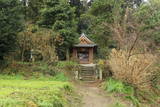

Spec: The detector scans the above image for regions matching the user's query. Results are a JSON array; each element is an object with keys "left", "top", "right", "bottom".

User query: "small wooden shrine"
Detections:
[{"left": 72, "top": 33, "right": 97, "bottom": 64}]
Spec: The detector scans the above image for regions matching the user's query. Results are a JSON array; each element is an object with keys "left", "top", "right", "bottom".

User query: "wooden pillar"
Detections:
[
  {"left": 72, "top": 48, "right": 77, "bottom": 59},
  {"left": 89, "top": 48, "right": 93, "bottom": 63}
]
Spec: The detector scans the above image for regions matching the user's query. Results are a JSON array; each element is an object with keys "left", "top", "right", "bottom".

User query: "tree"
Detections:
[
  {"left": 25, "top": 0, "right": 45, "bottom": 22},
  {"left": 125, "top": 0, "right": 142, "bottom": 7},
  {"left": 0, "top": 0, "right": 24, "bottom": 61},
  {"left": 39, "top": 0, "right": 78, "bottom": 60},
  {"left": 69, "top": 0, "right": 83, "bottom": 17},
  {"left": 135, "top": 0, "right": 160, "bottom": 51},
  {"left": 79, "top": 0, "right": 124, "bottom": 58},
  {"left": 18, "top": 23, "right": 57, "bottom": 62},
  {"left": 78, "top": 0, "right": 144, "bottom": 58}
]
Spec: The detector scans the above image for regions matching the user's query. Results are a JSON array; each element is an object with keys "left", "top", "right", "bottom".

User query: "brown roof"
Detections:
[
  {"left": 74, "top": 33, "right": 97, "bottom": 47},
  {"left": 74, "top": 44, "right": 97, "bottom": 47}
]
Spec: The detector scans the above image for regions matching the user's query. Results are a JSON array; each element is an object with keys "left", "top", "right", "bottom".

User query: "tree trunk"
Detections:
[
  {"left": 21, "top": 49, "right": 24, "bottom": 62},
  {"left": 66, "top": 49, "right": 70, "bottom": 61}
]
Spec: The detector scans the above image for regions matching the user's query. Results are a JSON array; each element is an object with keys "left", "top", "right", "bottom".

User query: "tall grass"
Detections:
[
  {"left": 111, "top": 102, "right": 126, "bottom": 107},
  {"left": 104, "top": 78, "right": 134, "bottom": 95},
  {"left": 104, "top": 78, "right": 140, "bottom": 106}
]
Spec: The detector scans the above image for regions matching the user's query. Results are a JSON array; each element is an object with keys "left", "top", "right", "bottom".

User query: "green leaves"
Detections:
[
  {"left": 104, "top": 78, "right": 140, "bottom": 106},
  {"left": 0, "top": 0, "right": 24, "bottom": 60},
  {"left": 105, "top": 78, "right": 126, "bottom": 93},
  {"left": 39, "top": 0, "right": 78, "bottom": 59},
  {"left": 104, "top": 78, "right": 135, "bottom": 95},
  {"left": 135, "top": 0, "right": 160, "bottom": 47}
]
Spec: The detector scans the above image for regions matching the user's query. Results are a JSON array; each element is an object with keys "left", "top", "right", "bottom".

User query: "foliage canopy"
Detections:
[
  {"left": 0, "top": 0, "right": 23, "bottom": 61},
  {"left": 39, "top": 0, "right": 78, "bottom": 59}
]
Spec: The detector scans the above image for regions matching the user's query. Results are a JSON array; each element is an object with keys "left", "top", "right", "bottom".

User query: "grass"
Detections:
[
  {"left": 104, "top": 78, "right": 160, "bottom": 107},
  {"left": 0, "top": 72, "right": 68, "bottom": 81},
  {"left": 104, "top": 78, "right": 134, "bottom": 95},
  {"left": 0, "top": 61, "right": 81, "bottom": 107},
  {"left": 0, "top": 74, "right": 73, "bottom": 107},
  {"left": 104, "top": 78, "right": 140, "bottom": 107},
  {"left": 52, "top": 73, "right": 69, "bottom": 81},
  {"left": 111, "top": 102, "right": 126, "bottom": 107}
]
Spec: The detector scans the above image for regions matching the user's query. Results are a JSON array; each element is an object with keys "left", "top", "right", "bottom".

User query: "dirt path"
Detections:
[{"left": 75, "top": 82, "right": 114, "bottom": 107}]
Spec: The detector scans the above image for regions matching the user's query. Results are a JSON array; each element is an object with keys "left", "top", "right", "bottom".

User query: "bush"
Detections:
[
  {"left": 104, "top": 78, "right": 134, "bottom": 95},
  {"left": 104, "top": 78, "right": 139, "bottom": 106},
  {"left": 97, "top": 59, "right": 112, "bottom": 78},
  {"left": 56, "top": 61, "right": 79, "bottom": 71},
  {"left": 53, "top": 73, "right": 69, "bottom": 82},
  {"left": 108, "top": 49, "right": 157, "bottom": 89},
  {"left": 2, "top": 61, "right": 57, "bottom": 77},
  {"left": 111, "top": 102, "right": 126, "bottom": 107},
  {"left": 0, "top": 60, "right": 71, "bottom": 83},
  {"left": 56, "top": 61, "right": 78, "bottom": 67}
]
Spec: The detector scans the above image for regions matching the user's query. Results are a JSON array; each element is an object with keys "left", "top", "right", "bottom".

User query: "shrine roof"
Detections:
[
  {"left": 74, "top": 33, "right": 97, "bottom": 47},
  {"left": 74, "top": 44, "right": 97, "bottom": 47}
]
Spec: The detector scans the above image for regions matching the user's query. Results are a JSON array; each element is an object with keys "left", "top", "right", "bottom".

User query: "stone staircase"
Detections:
[{"left": 79, "top": 64, "right": 97, "bottom": 82}]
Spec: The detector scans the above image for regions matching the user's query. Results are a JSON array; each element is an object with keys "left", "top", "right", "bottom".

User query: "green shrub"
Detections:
[
  {"left": 111, "top": 102, "right": 126, "bottom": 107},
  {"left": 104, "top": 78, "right": 140, "bottom": 106},
  {"left": 104, "top": 78, "right": 134, "bottom": 95},
  {"left": 53, "top": 73, "right": 69, "bottom": 82},
  {"left": 56, "top": 61, "right": 78, "bottom": 70},
  {"left": 2, "top": 61, "right": 57, "bottom": 77},
  {"left": 125, "top": 96, "right": 139, "bottom": 106}
]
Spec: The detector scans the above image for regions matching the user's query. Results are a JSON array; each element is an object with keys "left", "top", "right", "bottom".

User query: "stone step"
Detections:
[
  {"left": 81, "top": 75, "right": 95, "bottom": 78},
  {"left": 83, "top": 80, "right": 97, "bottom": 83},
  {"left": 81, "top": 71, "right": 94, "bottom": 74},
  {"left": 81, "top": 75, "right": 96, "bottom": 80},
  {"left": 81, "top": 69, "right": 94, "bottom": 72},
  {"left": 81, "top": 74, "right": 94, "bottom": 77},
  {"left": 81, "top": 77, "right": 95, "bottom": 81},
  {"left": 80, "top": 72, "right": 94, "bottom": 75},
  {"left": 81, "top": 70, "right": 94, "bottom": 72},
  {"left": 81, "top": 67, "right": 94, "bottom": 70},
  {"left": 81, "top": 66, "right": 95, "bottom": 68},
  {"left": 80, "top": 70, "right": 94, "bottom": 72},
  {"left": 80, "top": 66, "right": 95, "bottom": 68},
  {"left": 79, "top": 65, "right": 96, "bottom": 81},
  {"left": 80, "top": 73, "right": 94, "bottom": 76},
  {"left": 81, "top": 78, "right": 95, "bottom": 81},
  {"left": 81, "top": 68, "right": 94, "bottom": 70}
]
